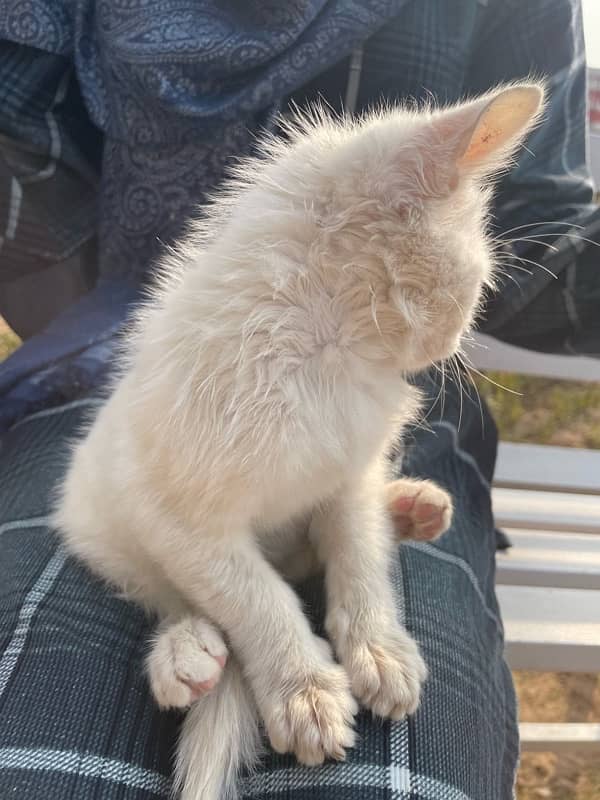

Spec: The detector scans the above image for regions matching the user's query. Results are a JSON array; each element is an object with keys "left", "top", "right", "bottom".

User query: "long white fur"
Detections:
[{"left": 54, "top": 83, "right": 544, "bottom": 799}]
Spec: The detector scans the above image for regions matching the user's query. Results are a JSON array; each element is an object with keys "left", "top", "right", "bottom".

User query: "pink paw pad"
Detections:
[
  {"left": 182, "top": 670, "right": 221, "bottom": 700},
  {"left": 181, "top": 650, "right": 228, "bottom": 698},
  {"left": 413, "top": 502, "right": 444, "bottom": 523},
  {"left": 387, "top": 481, "right": 452, "bottom": 542},
  {"left": 391, "top": 496, "right": 415, "bottom": 514}
]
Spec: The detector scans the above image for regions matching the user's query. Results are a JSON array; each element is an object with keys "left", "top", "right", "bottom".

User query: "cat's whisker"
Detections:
[
  {"left": 491, "top": 267, "right": 524, "bottom": 291},
  {"left": 494, "top": 259, "right": 533, "bottom": 276},
  {"left": 458, "top": 354, "right": 523, "bottom": 396},
  {"left": 450, "top": 355, "right": 464, "bottom": 433},
  {"left": 452, "top": 352, "right": 476, "bottom": 432},
  {"left": 494, "top": 251, "right": 549, "bottom": 274},
  {"left": 440, "top": 359, "right": 447, "bottom": 421},
  {"left": 421, "top": 368, "right": 447, "bottom": 425},
  {"left": 505, "top": 236, "right": 559, "bottom": 253},
  {"left": 412, "top": 393, "right": 438, "bottom": 434},
  {"left": 495, "top": 220, "right": 584, "bottom": 239},
  {"left": 368, "top": 284, "right": 396, "bottom": 358},
  {"left": 493, "top": 230, "right": 599, "bottom": 261},
  {"left": 493, "top": 235, "right": 559, "bottom": 251},
  {"left": 429, "top": 361, "right": 445, "bottom": 378},
  {"left": 446, "top": 291, "right": 467, "bottom": 325},
  {"left": 415, "top": 349, "right": 448, "bottom": 425},
  {"left": 459, "top": 331, "right": 485, "bottom": 349},
  {"left": 454, "top": 351, "right": 485, "bottom": 432},
  {"left": 504, "top": 254, "right": 558, "bottom": 280},
  {"left": 510, "top": 231, "right": 600, "bottom": 250}
]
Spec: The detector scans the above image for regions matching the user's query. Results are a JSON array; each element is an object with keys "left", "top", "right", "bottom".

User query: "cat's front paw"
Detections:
[
  {"left": 331, "top": 615, "right": 427, "bottom": 720},
  {"left": 147, "top": 616, "right": 228, "bottom": 709},
  {"left": 387, "top": 478, "right": 452, "bottom": 541},
  {"left": 264, "top": 662, "right": 357, "bottom": 765}
]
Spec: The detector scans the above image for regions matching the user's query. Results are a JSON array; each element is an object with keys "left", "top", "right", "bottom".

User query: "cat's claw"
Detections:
[
  {"left": 387, "top": 479, "right": 452, "bottom": 541},
  {"left": 264, "top": 663, "right": 357, "bottom": 765},
  {"left": 349, "top": 629, "right": 427, "bottom": 719},
  {"left": 328, "top": 611, "right": 427, "bottom": 720},
  {"left": 147, "top": 616, "right": 228, "bottom": 709}
]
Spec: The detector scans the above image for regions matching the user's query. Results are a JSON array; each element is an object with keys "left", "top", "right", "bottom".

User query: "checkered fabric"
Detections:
[{"left": 0, "top": 376, "right": 518, "bottom": 799}]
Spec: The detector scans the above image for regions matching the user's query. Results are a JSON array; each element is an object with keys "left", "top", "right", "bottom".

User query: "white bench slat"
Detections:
[
  {"left": 497, "top": 529, "right": 600, "bottom": 590},
  {"left": 493, "top": 487, "right": 600, "bottom": 534},
  {"left": 495, "top": 442, "right": 600, "bottom": 494},
  {"left": 469, "top": 333, "right": 600, "bottom": 382},
  {"left": 497, "top": 584, "right": 600, "bottom": 672},
  {"left": 520, "top": 723, "right": 600, "bottom": 752}
]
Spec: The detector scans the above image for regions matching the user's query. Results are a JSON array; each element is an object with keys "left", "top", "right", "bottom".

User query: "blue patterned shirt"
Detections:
[{"left": 0, "top": 0, "right": 598, "bottom": 429}]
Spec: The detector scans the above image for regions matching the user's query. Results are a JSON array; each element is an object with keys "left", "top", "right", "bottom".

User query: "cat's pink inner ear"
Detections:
[
  {"left": 418, "top": 85, "right": 542, "bottom": 195},
  {"left": 456, "top": 85, "right": 545, "bottom": 171}
]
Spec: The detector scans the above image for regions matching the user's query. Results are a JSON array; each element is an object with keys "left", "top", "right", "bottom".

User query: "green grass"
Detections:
[
  {"left": 0, "top": 325, "right": 20, "bottom": 361},
  {"left": 474, "top": 371, "right": 600, "bottom": 450}
]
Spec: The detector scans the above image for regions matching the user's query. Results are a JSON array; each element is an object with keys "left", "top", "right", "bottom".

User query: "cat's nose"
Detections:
[{"left": 424, "top": 330, "right": 462, "bottom": 365}]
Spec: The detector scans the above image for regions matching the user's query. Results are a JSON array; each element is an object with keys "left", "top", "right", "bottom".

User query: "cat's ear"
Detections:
[
  {"left": 433, "top": 83, "right": 545, "bottom": 180},
  {"left": 457, "top": 84, "right": 545, "bottom": 171}
]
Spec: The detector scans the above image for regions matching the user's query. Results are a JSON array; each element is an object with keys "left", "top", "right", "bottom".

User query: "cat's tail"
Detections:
[{"left": 174, "top": 658, "right": 262, "bottom": 800}]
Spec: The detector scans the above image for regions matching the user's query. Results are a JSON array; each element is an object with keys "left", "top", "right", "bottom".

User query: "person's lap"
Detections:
[{"left": 0, "top": 377, "right": 518, "bottom": 799}]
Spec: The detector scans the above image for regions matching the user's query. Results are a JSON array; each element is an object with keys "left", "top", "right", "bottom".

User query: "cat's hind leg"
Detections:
[
  {"left": 136, "top": 581, "right": 259, "bottom": 800},
  {"left": 386, "top": 477, "right": 452, "bottom": 541}
]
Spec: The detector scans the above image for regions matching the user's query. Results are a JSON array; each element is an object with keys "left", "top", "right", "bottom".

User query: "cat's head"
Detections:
[{"left": 278, "top": 83, "right": 544, "bottom": 371}]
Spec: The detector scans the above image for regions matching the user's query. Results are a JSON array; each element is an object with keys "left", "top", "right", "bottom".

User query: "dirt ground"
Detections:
[
  {"left": 1, "top": 321, "right": 599, "bottom": 798},
  {"left": 515, "top": 672, "right": 600, "bottom": 799}
]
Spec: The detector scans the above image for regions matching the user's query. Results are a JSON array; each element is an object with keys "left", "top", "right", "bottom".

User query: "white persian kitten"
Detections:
[{"left": 55, "top": 83, "right": 543, "bottom": 799}]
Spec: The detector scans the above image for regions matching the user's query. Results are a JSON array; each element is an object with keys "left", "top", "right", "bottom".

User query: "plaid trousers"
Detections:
[{"left": 0, "top": 376, "right": 518, "bottom": 799}]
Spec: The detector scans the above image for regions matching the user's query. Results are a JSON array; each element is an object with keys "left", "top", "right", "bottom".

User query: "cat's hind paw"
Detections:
[{"left": 147, "top": 616, "right": 228, "bottom": 709}]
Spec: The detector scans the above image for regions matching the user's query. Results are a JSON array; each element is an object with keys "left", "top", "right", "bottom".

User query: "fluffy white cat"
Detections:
[{"left": 55, "top": 82, "right": 543, "bottom": 799}]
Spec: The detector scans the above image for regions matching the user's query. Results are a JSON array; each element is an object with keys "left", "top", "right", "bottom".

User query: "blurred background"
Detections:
[{"left": 475, "top": 3, "right": 600, "bottom": 798}]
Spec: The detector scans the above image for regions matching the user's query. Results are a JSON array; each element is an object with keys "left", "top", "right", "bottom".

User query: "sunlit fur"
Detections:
[{"left": 55, "top": 83, "right": 544, "bottom": 800}]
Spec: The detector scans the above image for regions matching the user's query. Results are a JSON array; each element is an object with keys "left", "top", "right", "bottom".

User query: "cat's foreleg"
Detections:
[
  {"left": 310, "top": 457, "right": 428, "bottom": 719},
  {"left": 163, "top": 530, "right": 357, "bottom": 765}
]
